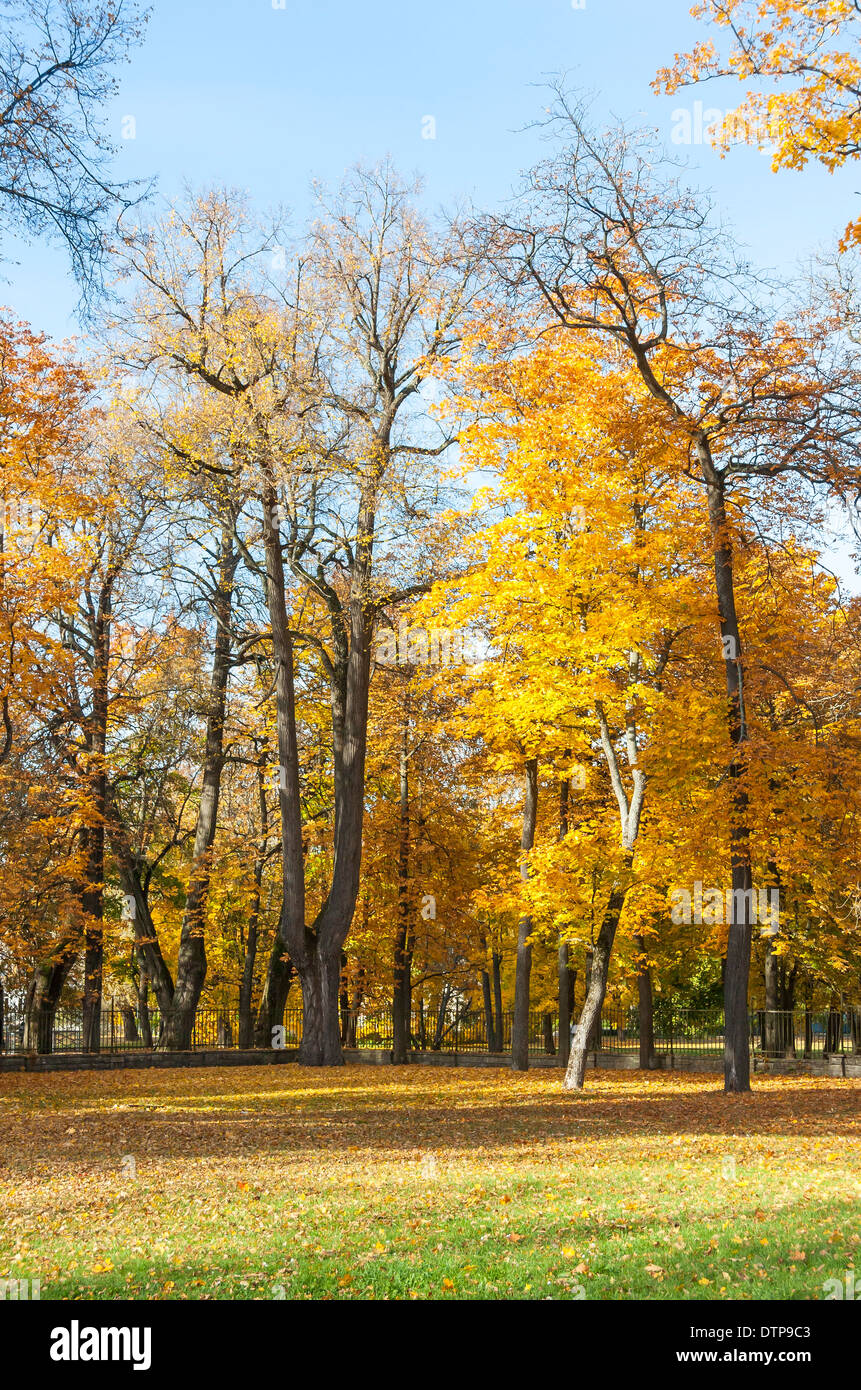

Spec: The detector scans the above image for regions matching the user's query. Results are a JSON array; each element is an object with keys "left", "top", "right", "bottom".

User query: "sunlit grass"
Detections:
[{"left": 0, "top": 1066, "right": 857, "bottom": 1300}]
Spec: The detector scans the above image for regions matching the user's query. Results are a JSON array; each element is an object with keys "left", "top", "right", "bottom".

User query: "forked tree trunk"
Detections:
[
  {"left": 260, "top": 478, "right": 374, "bottom": 1068},
  {"left": 159, "top": 528, "right": 237, "bottom": 1050},
  {"left": 108, "top": 811, "right": 175, "bottom": 1017},
  {"left": 511, "top": 758, "right": 539, "bottom": 1071}
]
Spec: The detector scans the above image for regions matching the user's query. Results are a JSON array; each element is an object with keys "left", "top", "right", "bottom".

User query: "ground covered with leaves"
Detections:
[{"left": 0, "top": 1066, "right": 857, "bottom": 1300}]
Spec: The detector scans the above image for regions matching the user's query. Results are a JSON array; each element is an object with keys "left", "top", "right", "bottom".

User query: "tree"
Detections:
[
  {"left": 657, "top": 1, "right": 861, "bottom": 246},
  {"left": 482, "top": 88, "right": 859, "bottom": 1090},
  {"left": 0, "top": 0, "right": 150, "bottom": 295}
]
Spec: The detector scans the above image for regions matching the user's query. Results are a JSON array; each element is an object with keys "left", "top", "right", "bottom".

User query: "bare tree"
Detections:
[{"left": 0, "top": 0, "right": 150, "bottom": 297}]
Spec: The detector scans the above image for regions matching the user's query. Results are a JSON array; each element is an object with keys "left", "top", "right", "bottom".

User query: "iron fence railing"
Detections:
[{"left": 1, "top": 998, "right": 860, "bottom": 1060}]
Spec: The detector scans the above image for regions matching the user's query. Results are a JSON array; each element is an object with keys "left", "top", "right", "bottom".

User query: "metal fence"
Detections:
[{"left": 1, "top": 999, "right": 860, "bottom": 1059}]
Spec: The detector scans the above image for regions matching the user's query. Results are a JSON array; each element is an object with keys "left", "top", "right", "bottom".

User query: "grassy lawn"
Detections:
[{"left": 0, "top": 1066, "right": 858, "bottom": 1301}]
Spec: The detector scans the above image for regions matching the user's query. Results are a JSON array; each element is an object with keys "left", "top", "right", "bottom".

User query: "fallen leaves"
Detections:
[{"left": 0, "top": 1066, "right": 857, "bottom": 1301}]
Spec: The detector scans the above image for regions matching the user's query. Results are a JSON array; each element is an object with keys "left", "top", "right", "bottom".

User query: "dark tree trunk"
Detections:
[
  {"left": 81, "top": 581, "right": 110, "bottom": 1054},
  {"left": 22, "top": 933, "right": 78, "bottom": 1053},
  {"left": 136, "top": 958, "right": 153, "bottom": 1049},
  {"left": 107, "top": 808, "right": 175, "bottom": 1017},
  {"left": 339, "top": 952, "right": 350, "bottom": 1046},
  {"left": 558, "top": 946, "right": 576, "bottom": 1068},
  {"left": 432, "top": 985, "right": 451, "bottom": 1051},
  {"left": 825, "top": 996, "right": 842, "bottom": 1055},
  {"left": 803, "top": 1005, "right": 813, "bottom": 1059},
  {"left": 511, "top": 758, "right": 539, "bottom": 1071},
  {"left": 80, "top": 822, "right": 105, "bottom": 1054},
  {"left": 557, "top": 780, "right": 574, "bottom": 1068},
  {"left": 492, "top": 950, "right": 504, "bottom": 1051},
  {"left": 481, "top": 968, "right": 495, "bottom": 1051},
  {"left": 764, "top": 938, "right": 781, "bottom": 1058},
  {"left": 635, "top": 933, "right": 657, "bottom": 1070},
  {"left": 346, "top": 966, "right": 364, "bottom": 1049},
  {"left": 697, "top": 450, "right": 753, "bottom": 1093},
  {"left": 238, "top": 915, "right": 260, "bottom": 1049},
  {"left": 296, "top": 948, "right": 345, "bottom": 1065},
  {"left": 393, "top": 714, "right": 412, "bottom": 1064},
  {"left": 239, "top": 752, "right": 268, "bottom": 1049},
  {"left": 120, "top": 1005, "right": 138, "bottom": 1043},
  {"left": 160, "top": 528, "right": 237, "bottom": 1049},
  {"left": 261, "top": 476, "right": 374, "bottom": 1067},
  {"left": 254, "top": 930, "right": 295, "bottom": 1046},
  {"left": 542, "top": 1012, "right": 556, "bottom": 1055}
]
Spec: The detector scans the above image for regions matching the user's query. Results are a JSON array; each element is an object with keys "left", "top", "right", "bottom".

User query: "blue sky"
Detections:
[{"left": 4, "top": 0, "right": 860, "bottom": 341}]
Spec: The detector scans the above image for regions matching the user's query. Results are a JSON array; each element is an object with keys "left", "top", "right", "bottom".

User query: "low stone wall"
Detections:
[{"left": 1, "top": 1047, "right": 858, "bottom": 1076}]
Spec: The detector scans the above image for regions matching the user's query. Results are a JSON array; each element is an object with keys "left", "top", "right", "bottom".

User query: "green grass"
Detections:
[{"left": 0, "top": 1066, "right": 857, "bottom": 1300}]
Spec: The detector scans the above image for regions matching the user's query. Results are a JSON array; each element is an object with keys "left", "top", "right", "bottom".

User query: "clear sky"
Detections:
[{"left": 4, "top": 0, "right": 860, "bottom": 340}]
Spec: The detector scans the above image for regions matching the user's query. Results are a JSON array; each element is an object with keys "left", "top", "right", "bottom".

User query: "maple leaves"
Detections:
[
  {"left": 657, "top": 1, "right": 861, "bottom": 244},
  {"left": 0, "top": 1065, "right": 857, "bottom": 1300}
]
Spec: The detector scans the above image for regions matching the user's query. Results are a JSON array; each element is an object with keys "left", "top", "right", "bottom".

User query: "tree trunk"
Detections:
[
  {"left": 81, "top": 580, "right": 110, "bottom": 1054},
  {"left": 107, "top": 807, "right": 175, "bottom": 1016},
  {"left": 542, "top": 1012, "right": 556, "bottom": 1055},
  {"left": 584, "top": 948, "right": 600, "bottom": 1051},
  {"left": 136, "top": 957, "right": 153, "bottom": 1049},
  {"left": 432, "top": 985, "right": 451, "bottom": 1051},
  {"left": 296, "top": 948, "right": 345, "bottom": 1066},
  {"left": 558, "top": 946, "right": 576, "bottom": 1068},
  {"left": 511, "top": 758, "right": 539, "bottom": 1071},
  {"left": 160, "top": 528, "right": 237, "bottom": 1050},
  {"left": 557, "top": 779, "right": 574, "bottom": 1068},
  {"left": 120, "top": 1005, "right": 138, "bottom": 1043},
  {"left": 260, "top": 474, "right": 374, "bottom": 1067},
  {"left": 393, "top": 713, "right": 411, "bottom": 1064},
  {"left": 564, "top": 887, "right": 627, "bottom": 1091},
  {"left": 825, "top": 996, "right": 842, "bottom": 1055},
  {"left": 697, "top": 448, "right": 753, "bottom": 1093},
  {"left": 22, "top": 934, "right": 78, "bottom": 1053},
  {"left": 339, "top": 952, "right": 350, "bottom": 1046},
  {"left": 492, "top": 950, "right": 504, "bottom": 1051},
  {"left": 80, "top": 822, "right": 105, "bottom": 1054},
  {"left": 239, "top": 751, "right": 269, "bottom": 1048},
  {"left": 764, "top": 937, "right": 781, "bottom": 1058},
  {"left": 481, "top": 968, "right": 495, "bottom": 1051},
  {"left": 635, "top": 933, "right": 657, "bottom": 1070},
  {"left": 254, "top": 930, "right": 295, "bottom": 1046}
]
